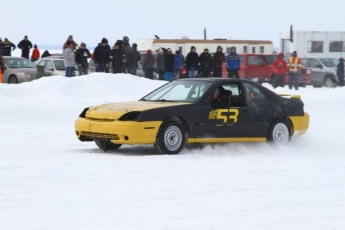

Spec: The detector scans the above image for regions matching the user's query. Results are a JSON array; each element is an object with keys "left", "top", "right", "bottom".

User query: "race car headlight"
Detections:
[
  {"left": 118, "top": 111, "right": 142, "bottom": 121},
  {"left": 79, "top": 108, "right": 89, "bottom": 118}
]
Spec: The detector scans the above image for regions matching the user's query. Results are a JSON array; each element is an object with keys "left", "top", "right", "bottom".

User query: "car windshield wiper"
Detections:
[{"left": 151, "top": 99, "right": 176, "bottom": 102}]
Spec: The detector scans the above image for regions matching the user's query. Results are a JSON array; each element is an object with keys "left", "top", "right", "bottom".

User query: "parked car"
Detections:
[
  {"left": 75, "top": 78, "right": 309, "bottom": 154},
  {"left": 1, "top": 57, "right": 38, "bottom": 84},
  {"left": 35, "top": 56, "right": 79, "bottom": 77},
  {"left": 301, "top": 57, "right": 338, "bottom": 87},
  {"left": 35, "top": 56, "right": 66, "bottom": 76},
  {"left": 229, "top": 54, "right": 311, "bottom": 87}
]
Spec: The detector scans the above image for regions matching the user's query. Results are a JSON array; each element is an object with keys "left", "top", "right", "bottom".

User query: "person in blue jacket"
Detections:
[
  {"left": 226, "top": 46, "right": 241, "bottom": 78},
  {"left": 173, "top": 50, "right": 183, "bottom": 79}
]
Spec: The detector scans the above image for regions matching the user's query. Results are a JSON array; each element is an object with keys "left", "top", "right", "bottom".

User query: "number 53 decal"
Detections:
[{"left": 209, "top": 109, "right": 239, "bottom": 123}]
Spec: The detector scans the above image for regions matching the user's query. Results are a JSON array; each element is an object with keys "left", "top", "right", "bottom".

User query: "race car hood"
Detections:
[{"left": 85, "top": 101, "right": 190, "bottom": 120}]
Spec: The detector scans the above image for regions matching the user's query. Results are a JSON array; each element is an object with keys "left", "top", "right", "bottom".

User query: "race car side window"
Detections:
[
  {"left": 243, "top": 83, "right": 267, "bottom": 100},
  {"left": 208, "top": 83, "right": 246, "bottom": 107}
]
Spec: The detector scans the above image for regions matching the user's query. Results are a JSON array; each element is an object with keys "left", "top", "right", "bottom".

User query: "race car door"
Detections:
[
  {"left": 238, "top": 82, "right": 275, "bottom": 137},
  {"left": 196, "top": 82, "right": 267, "bottom": 139},
  {"left": 219, "top": 83, "right": 269, "bottom": 138}
]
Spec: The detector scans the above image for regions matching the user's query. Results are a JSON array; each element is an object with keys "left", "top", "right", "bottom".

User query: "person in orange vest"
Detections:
[
  {"left": 272, "top": 52, "right": 288, "bottom": 88},
  {"left": 287, "top": 51, "right": 302, "bottom": 90},
  {"left": 31, "top": 44, "right": 40, "bottom": 62},
  {"left": 0, "top": 50, "right": 5, "bottom": 83}
]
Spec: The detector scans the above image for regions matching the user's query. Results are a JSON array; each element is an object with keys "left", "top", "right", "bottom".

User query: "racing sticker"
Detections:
[{"left": 208, "top": 109, "right": 239, "bottom": 123}]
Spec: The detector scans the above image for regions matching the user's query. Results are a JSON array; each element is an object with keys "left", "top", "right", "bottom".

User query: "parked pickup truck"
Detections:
[{"left": 225, "top": 54, "right": 311, "bottom": 87}]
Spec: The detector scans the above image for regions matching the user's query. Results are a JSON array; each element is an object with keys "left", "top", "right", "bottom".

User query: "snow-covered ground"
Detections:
[{"left": 1, "top": 73, "right": 345, "bottom": 230}]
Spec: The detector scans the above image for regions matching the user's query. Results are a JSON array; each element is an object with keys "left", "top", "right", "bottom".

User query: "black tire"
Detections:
[
  {"left": 94, "top": 139, "right": 122, "bottom": 152},
  {"left": 8, "top": 75, "right": 19, "bottom": 84},
  {"left": 324, "top": 76, "right": 333, "bottom": 88},
  {"left": 267, "top": 119, "right": 291, "bottom": 144},
  {"left": 154, "top": 120, "right": 185, "bottom": 154}
]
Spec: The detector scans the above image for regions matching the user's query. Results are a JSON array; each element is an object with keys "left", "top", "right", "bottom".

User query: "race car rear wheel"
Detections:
[
  {"left": 155, "top": 120, "right": 185, "bottom": 154},
  {"left": 267, "top": 119, "right": 291, "bottom": 144},
  {"left": 94, "top": 139, "right": 122, "bottom": 152}
]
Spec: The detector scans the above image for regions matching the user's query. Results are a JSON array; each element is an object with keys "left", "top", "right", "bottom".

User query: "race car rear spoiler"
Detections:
[{"left": 278, "top": 94, "right": 301, "bottom": 99}]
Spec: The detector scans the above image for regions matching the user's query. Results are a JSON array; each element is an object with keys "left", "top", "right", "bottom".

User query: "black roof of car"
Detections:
[{"left": 177, "top": 77, "right": 255, "bottom": 83}]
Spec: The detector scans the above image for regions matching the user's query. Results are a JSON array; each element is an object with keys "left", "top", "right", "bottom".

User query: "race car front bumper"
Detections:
[{"left": 75, "top": 118, "right": 162, "bottom": 144}]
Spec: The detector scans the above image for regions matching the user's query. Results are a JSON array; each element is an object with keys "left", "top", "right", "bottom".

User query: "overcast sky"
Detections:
[{"left": 3, "top": 0, "right": 345, "bottom": 49}]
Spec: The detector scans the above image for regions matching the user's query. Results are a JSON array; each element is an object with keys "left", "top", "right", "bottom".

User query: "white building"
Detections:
[
  {"left": 280, "top": 31, "right": 345, "bottom": 58},
  {"left": 136, "top": 39, "right": 274, "bottom": 57}
]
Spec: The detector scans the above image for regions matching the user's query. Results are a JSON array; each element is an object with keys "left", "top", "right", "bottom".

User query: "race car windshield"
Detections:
[{"left": 141, "top": 80, "right": 212, "bottom": 103}]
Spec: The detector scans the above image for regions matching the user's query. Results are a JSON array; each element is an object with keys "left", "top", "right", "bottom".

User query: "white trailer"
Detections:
[
  {"left": 280, "top": 30, "right": 345, "bottom": 58},
  {"left": 136, "top": 39, "right": 274, "bottom": 57}
]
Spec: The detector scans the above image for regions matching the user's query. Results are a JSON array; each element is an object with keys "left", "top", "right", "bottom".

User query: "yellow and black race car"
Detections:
[{"left": 75, "top": 78, "right": 309, "bottom": 154}]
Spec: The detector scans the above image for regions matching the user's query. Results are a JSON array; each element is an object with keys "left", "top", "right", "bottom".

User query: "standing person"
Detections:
[
  {"left": 142, "top": 49, "right": 155, "bottom": 79},
  {"left": 122, "top": 36, "right": 131, "bottom": 73},
  {"left": 75, "top": 42, "right": 91, "bottom": 75},
  {"left": 122, "top": 36, "right": 131, "bottom": 54},
  {"left": 63, "top": 41, "right": 75, "bottom": 77},
  {"left": 336, "top": 58, "right": 344, "bottom": 87},
  {"left": 272, "top": 52, "right": 288, "bottom": 88},
  {"left": 17, "top": 35, "right": 33, "bottom": 59},
  {"left": 0, "top": 51, "right": 5, "bottom": 83},
  {"left": 164, "top": 48, "right": 174, "bottom": 82},
  {"left": 110, "top": 40, "right": 125, "bottom": 74},
  {"left": 173, "top": 50, "right": 183, "bottom": 79},
  {"left": 63, "top": 35, "right": 78, "bottom": 51},
  {"left": 287, "top": 51, "right": 302, "bottom": 90},
  {"left": 226, "top": 46, "right": 241, "bottom": 78},
  {"left": 41, "top": 50, "right": 51, "bottom": 58},
  {"left": 127, "top": 43, "right": 140, "bottom": 75},
  {"left": 3, "top": 38, "right": 16, "bottom": 56},
  {"left": 212, "top": 46, "right": 225, "bottom": 77},
  {"left": 156, "top": 48, "right": 165, "bottom": 80},
  {"left": 198, "top": 48, "right": 213, "bottom": 77},
  {"left": 31, "top": 44, "right": 40, "bottom": 62},
  {"left": 0, "top": 38, "right": 5, "bottom": 55},
  {"left": 186, "top": 46, "right": 199, "bottom": 78},
  {"left": 93, "top": 38, "right": 111, "bottom": 73}
]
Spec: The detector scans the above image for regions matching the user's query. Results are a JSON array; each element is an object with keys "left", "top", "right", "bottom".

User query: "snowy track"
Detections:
[{"left": 1, "top": 74, "right": 345, "bottom": 230}]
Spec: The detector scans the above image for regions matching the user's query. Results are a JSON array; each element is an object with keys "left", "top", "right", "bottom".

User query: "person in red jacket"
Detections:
[
  {"left": 272, "top": 52, "right": 288, "bottom": 88},
  {"left": 31, "top": 44, "right": 40, "bottom": 62}
]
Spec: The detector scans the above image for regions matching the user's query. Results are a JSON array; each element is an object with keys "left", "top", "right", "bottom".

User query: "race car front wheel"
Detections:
[
  {"left": 155, "top": 120, "right": 185, "bottom": 154},
  {"left": 94, "top": 139, "right": 122, "bottom": 152},
  {"left": 267, "top": 119, "right": 291, "bottom": 144}
]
